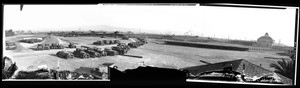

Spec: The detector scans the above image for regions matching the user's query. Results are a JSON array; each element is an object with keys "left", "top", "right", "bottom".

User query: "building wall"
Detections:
[{"left": 257, "top": 38, "right": 274, "bottom": 47}]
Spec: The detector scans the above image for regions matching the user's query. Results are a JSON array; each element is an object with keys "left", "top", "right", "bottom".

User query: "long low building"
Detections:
[
  {"left": 49, "top": 31, "right": 126, "bottom": 37},
  {"left": 164, "top": 40, "right": 249, "bottom": 51}
]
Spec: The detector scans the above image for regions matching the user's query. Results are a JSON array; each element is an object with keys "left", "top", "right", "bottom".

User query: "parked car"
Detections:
[
  {"left": 104, "top": 48, "right": 119, "bottom": 56},
  {"left": 6, "top": 41, "right": 17, "bottom": 50},
  {"left": 93, "top": 47, "right": 107, "bottom": 57},
  {"left": 68, "top": 43, "right": 76, "bottom": 48},
  {"left": 84, "top": 49, "right": 101, "bottom": 58},
  {"left": 73, "top": 48, "right": 90, "bottom": 58},
  {"left": 56, "top": 51, "right": 74, "bottom": 59}
]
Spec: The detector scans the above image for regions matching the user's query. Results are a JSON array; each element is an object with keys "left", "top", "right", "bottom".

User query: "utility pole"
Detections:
[
  {"left": 228, "top": 35, "right": 230, "bottom": 42},
  {"left": 56, "top": 58, "right": 60, "bottom": 80}
]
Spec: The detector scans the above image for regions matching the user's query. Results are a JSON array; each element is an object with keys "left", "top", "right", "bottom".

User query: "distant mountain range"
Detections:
[
  {"left": 60, "top": 25, "right": 150, "bottom": 34},
  {"left": 83, "top": 25, "right": 138, "bottom": 32}
]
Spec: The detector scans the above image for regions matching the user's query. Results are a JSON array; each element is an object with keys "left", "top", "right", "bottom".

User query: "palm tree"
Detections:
[
  {"left": 2, "top": 56, "right": 18, "bottom": 79},
  {"left": 269, "top": 58, "right": 295, "bottom": 80}
]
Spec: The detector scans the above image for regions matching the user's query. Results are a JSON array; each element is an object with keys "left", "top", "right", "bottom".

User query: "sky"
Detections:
[{"left": 3, "top": 4, "right": 297, "bottom": 46}]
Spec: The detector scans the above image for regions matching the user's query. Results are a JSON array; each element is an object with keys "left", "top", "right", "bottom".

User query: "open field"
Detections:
[{"left": 4, "top": 35, "right": 291, "bottom": 75}]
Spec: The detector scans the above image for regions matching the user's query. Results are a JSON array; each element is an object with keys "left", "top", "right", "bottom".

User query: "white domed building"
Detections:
[{"left": 257, "top": 33, "right": 274, "bottom": 47}]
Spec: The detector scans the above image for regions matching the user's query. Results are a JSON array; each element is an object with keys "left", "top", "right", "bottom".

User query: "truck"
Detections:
[
  {"left": 90, "top": 63, "right": 117, "bottom": 79},
  {"left": 20, "top": 38, "right": 43, "bottom": 43},
  {"left": 50, "top": 43, "right": 64, "bottom": 49},
  {"left": 44, "top": 44, "right": 51, "bottom": 50},
  {"left": 84, "top": 49, "right": 101, "bottom": 58},
  {"left": 121, "top": 36, "right": 129, "bottom": 40},
  {"left": 68, "top": 43, "right": 76, "bottom": 48},
  {"left": 93, "top": 41, "right": 104, "bottom": 45},
  {"left": 6, "top": 41, "right": 17, "bottom": 50},
  {"left": 104, "top": 48, "right": 119, "bottom": 56},
  {"left": 117, "top": 43, "right": 130, "bottom": 50},
  {"left": 73, "top": 48, "right": 90, "bottom": 58},
  {"left": 137, "top": 38, "right": 148, "bottom": 44},
  {"left": 102, "top": 40, "right": 108, "bottom": 45},
  {"left": 36, "top": 44, "right": 44, "bottom": 50},
  {"left": 113, "top": 40, "right": 120, "bottom": 44},
  {"left": 128, "top": 42, "right": 138, "bottom": 48},
  {"left": 112, "top": 46, "right": 129, "bottom": 55},
  {"left": 92, "top": 47, "right": 107, "bottom": 57},
  {"left": 109, "top": 40, "right": 114, "bottom": 45}
]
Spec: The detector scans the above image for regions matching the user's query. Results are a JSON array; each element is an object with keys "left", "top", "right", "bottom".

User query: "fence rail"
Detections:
[{"left": 248, "top": 47, "right": 294, "bottom": 54}]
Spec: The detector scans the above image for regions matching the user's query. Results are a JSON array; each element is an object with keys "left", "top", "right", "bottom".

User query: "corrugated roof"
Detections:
[
  {"left": 181, "top": 59, "right": 244, "bottom": 75},
  {"left": 237, "top": 59, "right": 273, "bottom": 77},
  {"left": 180, "top": 59, "right": 293, "bottom": 84}
]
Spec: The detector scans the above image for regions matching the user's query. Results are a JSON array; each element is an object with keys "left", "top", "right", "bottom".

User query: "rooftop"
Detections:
[
  {"left": 180, "top": 59, "right": 293, "bottom": 84},
  {"left": 257, "top": 32, "right": 274, "bottom": 41}
]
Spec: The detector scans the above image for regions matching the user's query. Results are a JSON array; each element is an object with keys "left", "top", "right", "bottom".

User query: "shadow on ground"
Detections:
[
  {"left": 264, "top": 57, "right": 291, "bottom": 60},
  {"left": 29, "top": 47, "right": 38, "bottom": 51},
  {"left": 49, "top": 54, "right": 57, "bottom": 57}
]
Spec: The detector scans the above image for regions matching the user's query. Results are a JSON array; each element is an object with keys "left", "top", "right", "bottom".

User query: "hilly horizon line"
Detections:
[
  {"left": 40, "top": 25, "right": 158, "bottom": 34},
  {"left": 5, "top": 25, "right": 153, "bottom": 33}
]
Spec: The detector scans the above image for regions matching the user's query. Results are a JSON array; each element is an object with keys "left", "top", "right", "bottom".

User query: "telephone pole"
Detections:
[
  {"left": 228, "top": 35, "right": 230, "bottom": 42},
  {"left": 139, "top": 29, "right": 141, "bottom": 34}
]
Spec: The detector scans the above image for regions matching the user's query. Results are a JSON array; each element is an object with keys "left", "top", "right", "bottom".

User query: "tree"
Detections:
[
  {"left": 269, "top": 59, "right": 295, "bottom": 80},
  {"left": 5, "top": 29, "right": 15, "bottom": 37}
]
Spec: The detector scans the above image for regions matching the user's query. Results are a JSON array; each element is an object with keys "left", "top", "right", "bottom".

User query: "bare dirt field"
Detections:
[
  {"left": 4, "top": 35, "right": 290, "bottom": 75},
  {"left": 139, "top": 39, "right": 290, "bottom": 71}
]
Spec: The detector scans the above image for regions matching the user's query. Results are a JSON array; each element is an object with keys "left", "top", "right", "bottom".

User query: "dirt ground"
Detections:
[{"left": 4, "top": 35, "right": 290, "bottom": 75}]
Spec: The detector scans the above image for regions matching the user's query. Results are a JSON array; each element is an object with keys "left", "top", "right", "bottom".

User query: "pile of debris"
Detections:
[{"left": 13, "top": 65, "right": 109, "bottom": 80}]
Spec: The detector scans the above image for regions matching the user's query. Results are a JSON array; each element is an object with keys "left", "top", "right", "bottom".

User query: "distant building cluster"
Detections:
[
  {"left": 5, "top": 29, "right": 15, "bottom": 37},
  {"left": 49, "top": 31, "right": 127, "bottom": 37},
  {"left": 14, "top": 30, "right": 25, "bottom": 34}
]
